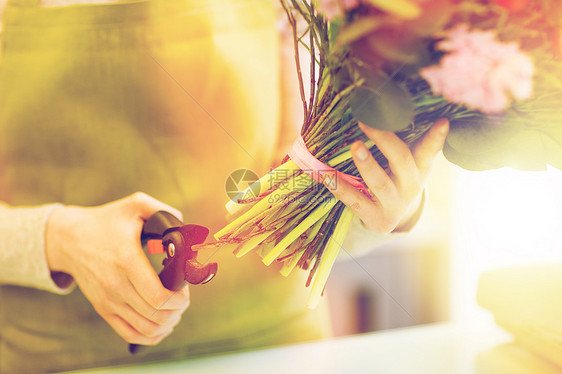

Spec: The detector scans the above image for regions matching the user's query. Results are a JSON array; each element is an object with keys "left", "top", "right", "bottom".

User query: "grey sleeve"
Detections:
[{"left": 0, "top": 203, "right": 76, "bottom": 294}]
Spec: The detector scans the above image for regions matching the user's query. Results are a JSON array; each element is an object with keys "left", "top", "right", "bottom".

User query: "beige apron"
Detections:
[{"left": 0, "top": 0, "right": 331, "bottom": 372}]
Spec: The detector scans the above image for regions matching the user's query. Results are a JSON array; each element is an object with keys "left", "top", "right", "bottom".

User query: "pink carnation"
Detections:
[
  {"left": 420, "top": 24, "right": 535, "bottom": 114},
  {"left": 317, "top": 0, "right": 359, "bottom": 21}
]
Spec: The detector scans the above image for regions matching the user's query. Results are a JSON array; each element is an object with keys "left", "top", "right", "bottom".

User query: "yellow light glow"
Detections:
[
  {"left": 450, "top": 166, "right": 562, "bottom": 324},
  {"left": 456, "top": 166, "right": 562, "bottom": 265}
]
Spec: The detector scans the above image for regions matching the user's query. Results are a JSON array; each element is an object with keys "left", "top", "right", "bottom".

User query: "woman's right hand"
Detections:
[{"left": 45, "top": 192, "right": 190, "bottom": 345}]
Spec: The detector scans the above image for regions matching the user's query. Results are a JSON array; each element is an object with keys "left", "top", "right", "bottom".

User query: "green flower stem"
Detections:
[
  {"left": 313, "top": 120, "right": 357, "bottom": 159},
  {"left": 215, "top": 184, "right": 286, "bottom": 239},
  {"left": 297, "top": 201, "right": 342, "bottom": 270},
  {"left": 267, "top": 198, "right": 309, "bottom": 229},
  {"left": 227, "top": 187, "right": 307, "bottom": 240},
  {"left": 305, "top": 82, "right": 361, "bottom": 143},
  {"left": 262, "top": 197, "right": 338, "bottom": 265},
  {"left": 256, "top": 201, "right": 293, "bottom": 231},
  {"left": 308, "top": 106, "right": 351, "bottom": 154},
  {"left": 225, "top": 160, "right": 300, "bottom": 215},
  {"left": 280, "top": 212, "right": 328, "bottom": 276},
  {"left": 228, "top": 204, "right": 279, "bottom": 239},
  {"left": 217, "top": 172, "right": 316, "bottom": 242},
  {"left": 307, "top": 207, "right": 354, "bottom": 309},
  {"left": 235, "top": 231, "right": 276, "bottom": 258},
  {"left": 270, "top": 209, "right": 313, "bottom": 256},
  {"left": 315, "top": 69, "right": 331, "bottom": 110}
]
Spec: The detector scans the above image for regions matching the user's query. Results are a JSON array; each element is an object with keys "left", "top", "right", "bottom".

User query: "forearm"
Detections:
[{"left": 0, "top": 202, "right": 75, "bottom": 293}]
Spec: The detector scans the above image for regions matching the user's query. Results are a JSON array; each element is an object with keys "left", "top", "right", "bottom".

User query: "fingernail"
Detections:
[
  {"left": 437, "top": 119, "right": 449, "bottom": 135},
  {"left": 354, "top": 143, "right": 369, "bottom": 161}
]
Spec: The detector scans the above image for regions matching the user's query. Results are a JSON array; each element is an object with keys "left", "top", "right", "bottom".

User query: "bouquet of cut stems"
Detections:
[{"left": 201, "top": 0, "right": 562, "bottom": 308}]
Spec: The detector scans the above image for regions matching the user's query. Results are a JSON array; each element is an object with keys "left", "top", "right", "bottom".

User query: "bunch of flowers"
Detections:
[{"left": 200, "top": 0, "right": 562, "bottom": 307}]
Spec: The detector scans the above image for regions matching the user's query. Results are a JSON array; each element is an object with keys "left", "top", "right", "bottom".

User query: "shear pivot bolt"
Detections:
[{"left": 168, "top": 243, "right": 176, "bottom": 257}]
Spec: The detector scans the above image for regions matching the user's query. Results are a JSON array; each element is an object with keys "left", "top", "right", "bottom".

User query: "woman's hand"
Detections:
[
  {"left": 324, "top": 119, "right": 449, "bottom": 233},
  {"left": 45, "top": 192, "right": 189, "bottom": 345}
]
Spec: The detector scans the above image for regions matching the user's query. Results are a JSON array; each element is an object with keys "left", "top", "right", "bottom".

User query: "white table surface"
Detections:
[{"left": 70, "top": 323, "right": 561, "bottom": 374}]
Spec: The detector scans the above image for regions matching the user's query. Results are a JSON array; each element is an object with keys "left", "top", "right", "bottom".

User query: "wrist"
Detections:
[
  {"left": 45, "top": 205, "right": 75, "bottom": 276},
  {"left": 394, "top": 190, "right": 425, "bottom": 233}
]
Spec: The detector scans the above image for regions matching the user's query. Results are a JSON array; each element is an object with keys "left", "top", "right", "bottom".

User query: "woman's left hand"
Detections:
[{"left": 323, "top": 118, "right": 449, "bottom": 233}]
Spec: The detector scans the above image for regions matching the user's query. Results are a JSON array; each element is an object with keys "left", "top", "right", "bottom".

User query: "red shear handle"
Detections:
[
  {"left": 129, "top": 212, "right": 217, "bottom": 354},
  {"left": 157, "top": 224, "right": 217, "bottom": 290},
  {"left": 140, "top": 211, "right": 217, "bottom": 289}
]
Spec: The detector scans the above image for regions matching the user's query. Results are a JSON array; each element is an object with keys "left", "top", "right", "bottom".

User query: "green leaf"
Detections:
[
  {"left": 328, "top": 17, "right": 344, "bottom": 51},
  {"left": 443, "top": 116, "right": 562, "bottom": 171},
  {"left": 365, "top": 35, "right": 420, "bottom": 64},
  {"left": 351, "top": 74, "right": 414, "bottom": 132},
  {"left": 442, "top": 142, "right": 502, "bottom": 171},
  {"left": 334, "top": 16, "right": 384, "bottom": 51},
  {"left": 445, "top": 118, "right": 510, "bottom": 156}
]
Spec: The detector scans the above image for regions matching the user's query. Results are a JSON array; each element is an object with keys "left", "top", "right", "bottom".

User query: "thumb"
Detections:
[
  {"left": 123, "top": 192, "right": 183, "bottom": 222},
  {"left": 412, "top": 118, "right": 449, "bottom": 178}
]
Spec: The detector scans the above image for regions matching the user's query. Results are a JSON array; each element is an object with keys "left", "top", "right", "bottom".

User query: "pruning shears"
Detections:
[{"left": 129, "top": 210, "right": 218, "bottom": 354}]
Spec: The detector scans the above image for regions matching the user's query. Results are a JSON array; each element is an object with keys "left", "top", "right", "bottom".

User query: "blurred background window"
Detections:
[{"left": 327, "top": 155, "right": 562, "bottom": 336}]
